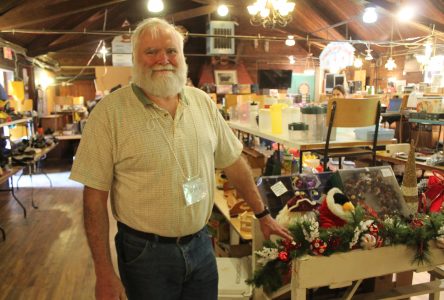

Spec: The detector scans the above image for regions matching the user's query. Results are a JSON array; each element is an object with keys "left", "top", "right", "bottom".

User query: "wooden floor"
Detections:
[
  {"left": 0, "top": 162, "right": 118, "bottom": 300},
  {"left": 0, "top": 162, "right": 441, "bottom": 300}
]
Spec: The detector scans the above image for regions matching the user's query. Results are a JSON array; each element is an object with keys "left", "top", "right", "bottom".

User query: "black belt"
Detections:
[{"left": 117, "top": 222, "right": 201, "bottom": 245}]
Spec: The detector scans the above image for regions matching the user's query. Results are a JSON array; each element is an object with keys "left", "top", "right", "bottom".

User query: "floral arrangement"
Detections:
[{"left": 247, "top": 206, "right": 444, "bottom": 293}]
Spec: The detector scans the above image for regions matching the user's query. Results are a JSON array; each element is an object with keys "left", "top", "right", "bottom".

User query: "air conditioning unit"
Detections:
[{"left": 206, "top": 21, "right": 235, "bottom": 55}]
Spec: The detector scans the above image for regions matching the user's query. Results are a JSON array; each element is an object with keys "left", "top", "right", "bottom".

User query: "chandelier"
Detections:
[{"left": 247, "top": 0, "right": 296, "bottom": 29}]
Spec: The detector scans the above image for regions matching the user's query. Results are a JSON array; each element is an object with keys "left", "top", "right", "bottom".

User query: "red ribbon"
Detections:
[{"left": 426, "top": 170, "right": 444, "bottom": 212}]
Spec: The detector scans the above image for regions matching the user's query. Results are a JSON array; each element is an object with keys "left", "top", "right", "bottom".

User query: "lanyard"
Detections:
[{"left": 150, "top": 102, "right": 200, "bottom": 181}]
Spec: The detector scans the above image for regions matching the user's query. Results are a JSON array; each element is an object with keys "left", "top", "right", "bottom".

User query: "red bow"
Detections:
[{"left": 426, "top": 171, "right": 444, "bottom": 212}]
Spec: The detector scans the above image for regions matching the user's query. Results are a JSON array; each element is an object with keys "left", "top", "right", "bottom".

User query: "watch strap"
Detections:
[{"left": 254, "top": 206, "right": 270, "bottom": 219}]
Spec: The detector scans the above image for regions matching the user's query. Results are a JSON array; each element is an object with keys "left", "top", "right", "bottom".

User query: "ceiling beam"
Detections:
[
  {"left": 29, "top": 35, "right": 112, "bottom": 57},
  {"left": 0, "top": 0, "right": 26, "bottom": 16},
  {"left": 365, "top": 0, "right": 444, "bottom": 35},
  {"left": 25, "top": 10, "right": 106, "bottom": 54},
  {"left": 165, "top": 5, "right": 216, "bottom": 23},
  {"left": 0, "top": 0, "right": 127, "bottom": 30}
]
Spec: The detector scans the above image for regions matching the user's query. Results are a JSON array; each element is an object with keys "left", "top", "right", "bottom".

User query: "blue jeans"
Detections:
[{"left": 115, "top": 226, "right": 218, "bottom": 300}]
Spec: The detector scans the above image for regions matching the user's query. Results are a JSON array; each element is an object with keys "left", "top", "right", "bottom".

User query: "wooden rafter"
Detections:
[
  {"left": 0, "top": 0, "right": 127, "bottom": 30},
  {"left": 165, "top": 5, "right": 216, "bottom": 23},
  {"left": 365, "top": 0, "right": 444, "bottom": 35},
  {"left": 0, "top": 0, "right": 25, "bottom": 16}
]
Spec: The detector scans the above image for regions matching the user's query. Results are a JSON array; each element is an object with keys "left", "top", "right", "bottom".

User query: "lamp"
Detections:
[
  {"left": 365, "top": 44, "right": 373, "bottom": 60},
  {"left": 304, "top": 53, "right": 315, "bottom": 75},
  {"left": 354, "top": 56, "right": 363, "bottom": 68},
  {"left": 147, "top": 0, "right": 164, "bottom": 13},
  {"left": 385, "top": 24, "right": 396, "bottom": 71},
  {"left": 247, "top": 0, "right": 295, "bottom": 29},
  {"left": 217, "top": 4, "right": 229, "bottom": 16},
  {"left": 285, "top": 35, "right": 295, "bottom": 46},
  {"left": 362, "top": 6, "right": 377, "bottom": 24},
  {"left": 288, "top": 55, "right": 296, "bottom": 65}
]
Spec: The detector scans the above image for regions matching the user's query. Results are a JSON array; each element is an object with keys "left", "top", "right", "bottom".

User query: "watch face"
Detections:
[{"left": 299, "top": 83, "right": 310, "bottom": 95}]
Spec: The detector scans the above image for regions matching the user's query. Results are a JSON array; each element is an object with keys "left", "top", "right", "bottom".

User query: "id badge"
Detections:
[{"left": 183, "top": 176, "right": 208, "bottom": 206}]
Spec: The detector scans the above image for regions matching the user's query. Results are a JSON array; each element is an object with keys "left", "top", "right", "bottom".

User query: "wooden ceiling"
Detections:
[{"left": 0, "top": 0, "right": 443, "bottom": 78}]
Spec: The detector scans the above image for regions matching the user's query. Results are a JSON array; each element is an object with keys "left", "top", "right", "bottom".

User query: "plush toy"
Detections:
[
  {"left": 318, "top": 187, "right": 355, "bottom": 228},
  {"left": 276, "top": 191, "right": 320, "bottom": 228}
]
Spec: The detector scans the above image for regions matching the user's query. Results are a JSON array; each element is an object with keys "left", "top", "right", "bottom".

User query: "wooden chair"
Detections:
[{"left": 313, "top": 97, "right": 381, "bottom": 170}]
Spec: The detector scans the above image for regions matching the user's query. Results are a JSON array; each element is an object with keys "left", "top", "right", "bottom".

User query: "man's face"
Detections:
[{"left": 132, "top": 27, "right": 187, "bottom": 97}]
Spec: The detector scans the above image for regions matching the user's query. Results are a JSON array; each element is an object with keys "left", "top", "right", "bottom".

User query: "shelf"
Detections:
[
  {"left": 228, "top": 120, "right": 396, "bottom": 151},
  {"left": 0, "top": 118, "right": 32, "bottom": 128}
]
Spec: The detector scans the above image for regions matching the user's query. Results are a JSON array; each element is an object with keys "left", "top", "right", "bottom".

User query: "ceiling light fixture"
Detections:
[
  {"left": 247, "top": 0, "right": 295, "bottom": 29},
  {"left": 365, "top": 44, "right": 373, "bottom": 60},
  {"left": 99, "top": 41, "right": 108, "bottom": 64},
  {"left": 217, "top": 4, "right": 229, "bottom": 16},
  {"left": 288, "top": 55, "right": 296, "bottom": 64},
  {"left": 303, "top": 44, "right": 315, "bottom": 75},
  {"left": 397, "top": 5, "right": 415, "bottom": 22},
  {"left": 385, "top": 23, "right": 396, "bottom": 71},
  {"left": 362, "top": 6, "right": 378, "bottom": 24},
  {"left": 285, "top": 35, "right": 295, "bottom": 46},
  {"left": 354, "top": 56, "right": 363, "bottom": 68},
  {"left": 147, "top": 0, "right": 164, "bottom": 13}
]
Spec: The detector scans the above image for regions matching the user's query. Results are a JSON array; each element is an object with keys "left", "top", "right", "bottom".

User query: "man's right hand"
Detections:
[{"left": 95, "top": 273, "right": 126, "bottom": 300}]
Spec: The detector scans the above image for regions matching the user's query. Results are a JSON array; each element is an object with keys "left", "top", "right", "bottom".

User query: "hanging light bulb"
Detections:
[
  {"left": 385, "top": 57, "right": 397, "bottom": 70},
  {"left": 288, "top": 55, "right": 296, "bottom": 64},
  {"left": 147, "top": 0, "right": 164, "bottom": 13},
  {"left": 354, "top": 56, "right": 363, "bottom": 68},
  {"left": 285, "top": 35, "right": 295, "bottom": 46},
  {"left": 217, "top": 4, "right": 229, "bottom": 16},
  {"left": 397, "top": 5, "right": 415, "bottom": 22},
  {"left": 362, "top": 6, "right": 378, "bottom": 24},
  {"left": 365, "top": 49, "right": 373, "bottom": 60}
]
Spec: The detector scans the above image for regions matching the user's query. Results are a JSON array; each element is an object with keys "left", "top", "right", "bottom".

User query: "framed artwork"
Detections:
[{"left": 214, "top": 70, "right": 238, "bottom": 85}]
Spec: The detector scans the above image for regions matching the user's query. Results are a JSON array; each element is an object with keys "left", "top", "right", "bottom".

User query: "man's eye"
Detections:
[{"left": 167, "top": 49, "right": 177, "bottom": 55}]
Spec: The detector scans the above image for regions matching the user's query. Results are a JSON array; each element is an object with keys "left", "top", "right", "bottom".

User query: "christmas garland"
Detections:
[{"left": 247, "top": 206, "right": 444, "bottom": 293}]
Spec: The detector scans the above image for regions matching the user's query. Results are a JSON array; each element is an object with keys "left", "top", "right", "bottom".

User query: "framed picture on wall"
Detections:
[{"left": 214, "top": 70, "right": 238, "bottom": 85}]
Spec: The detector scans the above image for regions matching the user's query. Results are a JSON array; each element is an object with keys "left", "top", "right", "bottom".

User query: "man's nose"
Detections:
[{"left": 156, "top": 51, "right": 169, "bottom": 64}]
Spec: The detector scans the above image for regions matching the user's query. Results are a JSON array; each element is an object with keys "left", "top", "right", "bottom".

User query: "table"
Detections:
[
  {"left": 0, "top": 166, "right": 26, "bottom": 241},
  {"left": 16, "top": 143, "right": 58, "bottom": 208},
  {"left": 376, "top": 151, "right": 444, "bottom": 173},
  {"left": 228, "top": 121, "right": 396, "bottom": 172},
  {"left": 409, "top": 118, "right": 444, "bottom": 151},
  {"left": 252, "top": 219, "right": 444, "bottom": 300}
]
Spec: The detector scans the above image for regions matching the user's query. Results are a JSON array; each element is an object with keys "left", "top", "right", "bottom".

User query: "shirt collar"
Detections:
[{"left": 131, "top": 83, "right": 189, "bottom": 106}]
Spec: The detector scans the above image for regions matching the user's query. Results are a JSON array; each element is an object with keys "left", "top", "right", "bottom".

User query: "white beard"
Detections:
[{"left": 132, "top": 60, "right": 188, "bottom": 98}]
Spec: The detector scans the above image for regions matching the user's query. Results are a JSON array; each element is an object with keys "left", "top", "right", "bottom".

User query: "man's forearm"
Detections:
[
  {"left": 223, "top": 157, "right": 265, "bottom": 214},
  {"left": 83, "top": 186, "right": 114, "bottom": 277}
]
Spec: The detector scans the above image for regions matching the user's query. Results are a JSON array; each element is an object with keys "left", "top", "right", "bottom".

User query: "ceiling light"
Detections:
[
  {"left": 217, "top": 4, "right": 229, "bottom": 16},
  {"left": 365, "top": 48, "right": 373, "bottom": 61},
  {"left": 247, "top": 0, "right": 295, "bottom": 29},
  {"left": 147, "top": 0, "right": 164, "bottom": 13},
  {"left": 385, "top": 57, "right": 397, "bottom": 70},
  {"left": 397, "top": 5, "right": 415, "bottom": 22},
  {"left": 354, "top": 56, "right": 363, "bottom": 68},
  {"left": 362, "top": 6, "right": 378, "bottom": 24},
  {"left": 304, "top": 53, "right": 315, "bottom": 75},
  {"left": 285, "top": 35, "right": 295, "bottom": 46},
  {"left": 288, "top": 55, "right": 296, "bottom": 64}
]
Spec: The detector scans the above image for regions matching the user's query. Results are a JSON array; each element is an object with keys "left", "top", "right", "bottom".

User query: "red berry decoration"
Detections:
[
  {"left": 368, "top": 223, "right": 379, "bottom": 236},
  {"left": 278, "top": 251, "right": 289, "bottom": 262},
  {"left": 310, "top": 238, "right": 327, "bottom": 255}
]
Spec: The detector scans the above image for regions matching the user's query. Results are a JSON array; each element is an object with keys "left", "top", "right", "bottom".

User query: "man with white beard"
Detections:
[{"left": 70, "top": 18, "right": 291, "bottom": 300}]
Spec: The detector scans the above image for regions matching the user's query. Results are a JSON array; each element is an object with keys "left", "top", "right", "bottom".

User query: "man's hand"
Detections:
[
  {"left": 95, "top": 272, "right": 126, "bottom": 300},
  {"left": 258, "top": 215, "right": 293, "bottom": 241}
]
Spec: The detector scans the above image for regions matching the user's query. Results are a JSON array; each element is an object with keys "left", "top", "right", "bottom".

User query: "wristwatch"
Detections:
[{"left": 254, "top": 206, "right": 270, "bottom": 219}]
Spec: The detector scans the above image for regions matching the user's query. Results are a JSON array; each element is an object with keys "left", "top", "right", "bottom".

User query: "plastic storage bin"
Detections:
[
  {"left": 354, "top": 127, "right": 395, "bottom": 141},
  {"left": 217, "top": 256, "right": 252, "bottom": 300}
]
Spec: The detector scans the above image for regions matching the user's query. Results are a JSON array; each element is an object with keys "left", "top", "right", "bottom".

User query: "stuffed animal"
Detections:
[{"left": 318, "top": 188, "right": 355, "bottom": 228}]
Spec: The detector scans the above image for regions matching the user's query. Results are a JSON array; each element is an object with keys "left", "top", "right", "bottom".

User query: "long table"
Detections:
[
  {"left": 376, "top": 151, "right": 444, "bottom": 173},
  {"left": 228, "top": 121, "right": 396, "bottom": 172}
]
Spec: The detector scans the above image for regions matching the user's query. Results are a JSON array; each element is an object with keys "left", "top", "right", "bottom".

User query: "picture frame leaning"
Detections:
[{"left": 214, "top": 70, "right": 238, "bottom": 85}]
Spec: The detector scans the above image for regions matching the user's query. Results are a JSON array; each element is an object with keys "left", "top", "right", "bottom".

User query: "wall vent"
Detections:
[{"left": 206, "top": 21, "right": 235, "bottom": 55}]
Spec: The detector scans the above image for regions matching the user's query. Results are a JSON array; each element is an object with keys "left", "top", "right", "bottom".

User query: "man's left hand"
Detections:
[{"left": 258, "top": 215, "right": 293, "bottom": 240}]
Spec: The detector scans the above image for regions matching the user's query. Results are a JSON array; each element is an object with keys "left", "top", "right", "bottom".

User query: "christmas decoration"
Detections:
[
  {"left": 425, "top": 171, "right": 444, "bottom": 212},
  {"left": 248, "top": 206, "right": 444, "bottom": 292},
  {"left": 276, "top": 192, "right": 320, "bottom": 228},
  {"left": 401, "top": 140, "right": 419, "bottom": 214},
  {"left": 319, "top": 188, "right": 354, "bottom": 228}
]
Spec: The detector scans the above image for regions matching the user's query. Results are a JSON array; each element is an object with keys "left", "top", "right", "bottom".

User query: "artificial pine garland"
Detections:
[{"left": 248, "top": 206, "right": 444, "bottom": 293}]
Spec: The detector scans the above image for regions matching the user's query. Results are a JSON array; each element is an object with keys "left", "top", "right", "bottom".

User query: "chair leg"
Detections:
[{"left": 339, "top": 157, "right": 342, "bottom": 169}]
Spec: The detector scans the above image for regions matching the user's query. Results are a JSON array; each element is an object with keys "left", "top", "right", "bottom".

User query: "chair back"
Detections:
[{"left": 326, "top": 98, "right": 380, "bottom": 128}]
